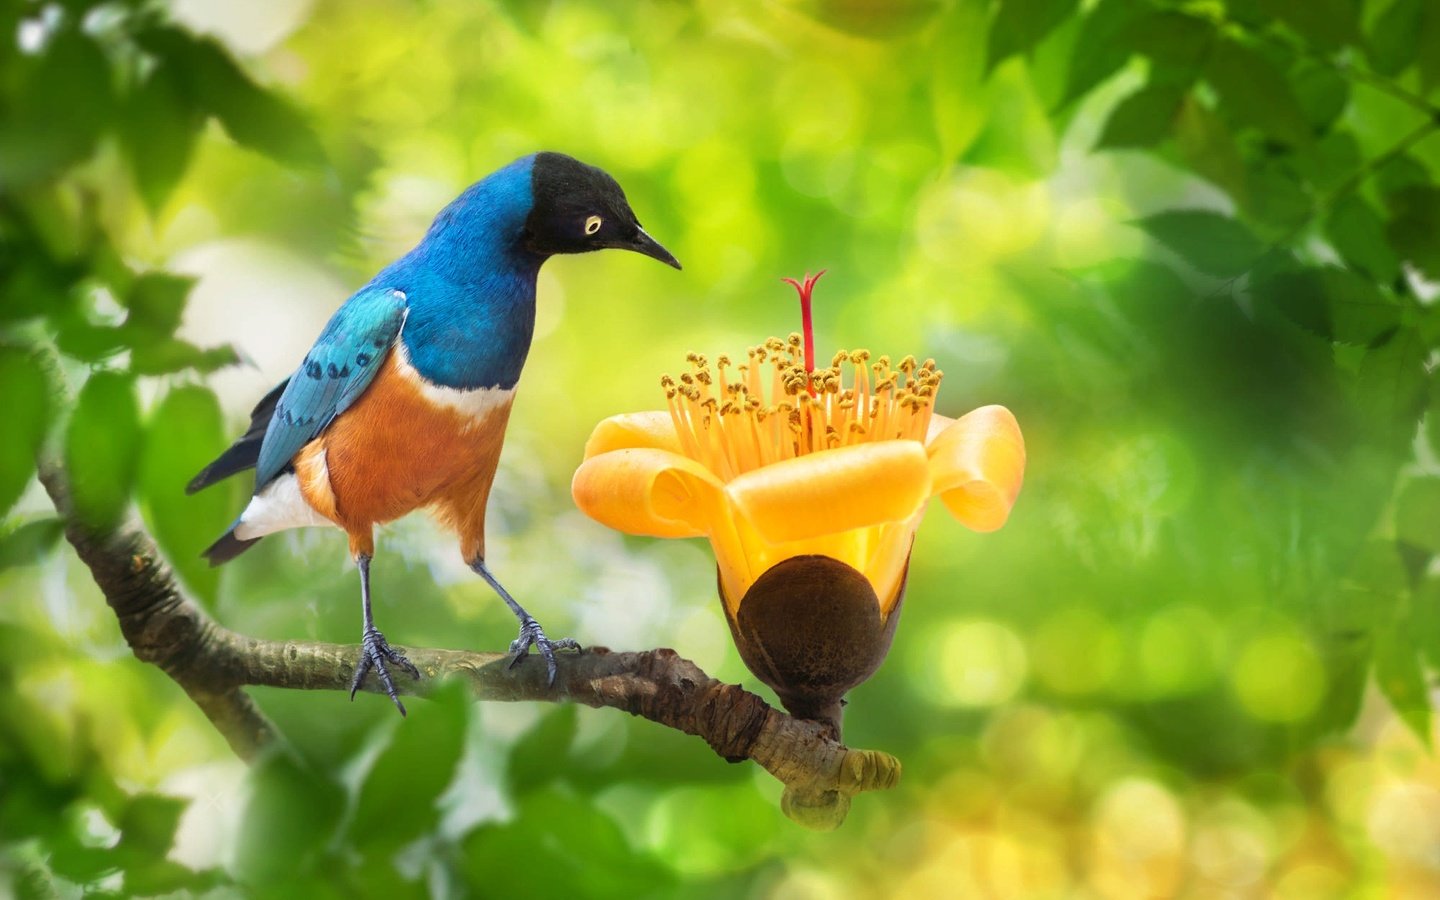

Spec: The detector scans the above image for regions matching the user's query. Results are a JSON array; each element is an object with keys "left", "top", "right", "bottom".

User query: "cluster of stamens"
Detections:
[{"left": 662, "top": 338, "right": 942, "bottom": 480}]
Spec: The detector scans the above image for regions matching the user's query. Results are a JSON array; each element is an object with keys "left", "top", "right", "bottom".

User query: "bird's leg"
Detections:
[
  {"left": 470, "top": 559, "right": 579, "bottom": 685},
  {"left": 349, "top": 553, "right": 420, "bottom": 715}
]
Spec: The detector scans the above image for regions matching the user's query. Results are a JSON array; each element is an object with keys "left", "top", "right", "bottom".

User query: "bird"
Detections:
[{"left": 187, "top": 152, "right": 681, "bottom": 715}]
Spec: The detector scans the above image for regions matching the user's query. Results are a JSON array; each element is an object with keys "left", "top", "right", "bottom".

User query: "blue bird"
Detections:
[{"left": 188, "top": 152, "right": 680, "bottom": 714}]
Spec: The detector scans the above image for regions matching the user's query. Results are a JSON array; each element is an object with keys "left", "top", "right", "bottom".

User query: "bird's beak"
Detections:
[{"left": 623, "top": 227, "right": 682, "bottom": 270}]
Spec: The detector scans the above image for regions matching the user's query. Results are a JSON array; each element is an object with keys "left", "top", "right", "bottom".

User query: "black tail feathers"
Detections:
[
  {"left": 202, "top": 525, "right": 262, "bottom": 566},
  {"left": 188, "top": 377, "right": 289, "bottom": 494}
]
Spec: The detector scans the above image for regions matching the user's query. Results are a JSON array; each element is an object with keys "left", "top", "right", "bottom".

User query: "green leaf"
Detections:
[
  {"left": 1205, "top": 40, "right": 1313, "bottom": 147},
  {"left": 1325, "top": 195, "right": 1400, "bottom": 283},
  {"left": 122, "top": 273, "right": 194, "bottom": 340},
  {"left": 0, "top": 347, "right": 52, "bottom": 517},
  {"left": 507, "top": 704, "right": 577, "bottom": 796},
  {"left": 1095, "top": 84, "right": 1183, "bottom": 149},
  {"left": 1294, "top": 131, "right": 1362, "bottom": 194},
  {"left": 1422, "top": 3, "right": 1440, "bottom": 94},
  {"left": 790, "top": 0, "right": 945, "bottom": 37},
  {"left": 985, "top": 0, "right": 1079, "bottom": 74},
  {"left": 1256, "top": 0, "right": 1357, "bottom": 50},
  {"left": 460, "top": 789, "right": 673, "bottom": 897},
  {"left": 1396, "top": 476, "right": 1440, "bottom": 553},
  {"left": 1385, "top": 186, "right": 1440, "bottom": 282},
  {"left": 1059, "top": 0, "right": 1152, "bottom": 107},
  {"left": 1130, "top": 12, "right": 1214, "bottom": 88},
  {"left": 235, "top": 752, "right": 345, "bottom": 885},
  {"left": 931, "top": 0, "right": 990, "bottom": 162},
  {"left": 1290, "top": 61, "right": 1349, "bottom": 132},
  {"left": 134, "top": 27, "right": 324, "bottom": 166},
  {"left": 129, "top": 340, "right": 240, "bottom": 376},
  {"left": 1255, "top": 268, "right": 1401, "bottom": 345},
  {"left": 1368, "top": 0, "right": 1422, "bottom": 76},
  {"left": 1357, "top": 329, "right": 1427, "bottom": 452},
  {"left": 1172, "top": 96, "right": 1246, "bottom": 202},
  {"left": 64, "top": 372, "right": 142, "bottom": 532},
  {"left": 1133, "top": 210, "right": 1264, "bottom": 277},
  {"left": 348, "top": 679, "right": 468, "bottom": 851},
  {"left": 115, "top": 794, "right": 186, "bottom": 860},
  {"left": 137, "top": 385, "right": 234, "bottom": 604},
  {"left": 1375, "top": 626, "right": 1432, "bottom": 745},
  {"left": 117, "top": 62, "right": 203, "bottom": 215},
  {"left": 0, "top": 519, "right": 64, "bottom": 572},
  {"left": 1242, "top": 161, "right": 1311, "bottom": 230},
  {"left": 0, "top": 28, "right": 114, "bottom": 186}
]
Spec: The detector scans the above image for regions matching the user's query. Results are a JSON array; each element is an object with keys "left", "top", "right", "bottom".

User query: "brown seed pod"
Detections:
[{"left": 719, "top": 554, "right": 908, "bottom": 740}]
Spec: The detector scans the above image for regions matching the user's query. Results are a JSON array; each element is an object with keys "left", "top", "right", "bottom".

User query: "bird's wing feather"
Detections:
[{"left": 253, "top": 285, "right": 408, "bottom": 491}]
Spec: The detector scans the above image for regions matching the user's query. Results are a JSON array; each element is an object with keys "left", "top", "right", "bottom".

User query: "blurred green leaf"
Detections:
[
  {"left": 1133, "top": 210, "right": 1264, "bottom": 277},
  {"left": 1374, "top": 154, "right": 1430, "bottom": 200},
  {"left": 235, "top": 751, "right": 346, "bottom": 886},
  {"left": 1397, "top": 476, "right": 1440, "bottom": 553},
  {"left": 115, "top": 794, "right": 185, "bottom": 861},
  {"left": 790, "top": 0, "right": 945, "bottom": 37},
  {"left": 64, "top": 371, "right": 141, "bottom": 532},
  {"left": 348, "top": 680, "right": 468, "bottom": 851},
  {"left": 1172, "top": 96, "right": 1246, "bottom": 201},
  {"left": 1256, "top": 268, "right": 1401, "bottom": 346},
  {"left": 1374, "top": 626, "right": 1432, "bottom": 745},
  {"left": 0, "top": 348, "right": 51, "bottom": 517},
  {"left": 507, "top": 704, "right": 577, "bottom": 796},
  {"left": 1256, "top": 0, "right": 1357, "bottom": 50},
  {"left": 138, "top": 385, "right": 233, "bottom": 603},
  {"left": 1205, "top": 40, "right": 1312, "bottom": 147},
  {"left": 1422, "top": 4, "right": 1440, "bottom": 94},
  {"left": 0, "top": 28, "right": 113, "bottom": 186},
  {"left": 1384, "top": 186, "right": 1440, "bottom": 282},
  {"left": 459, "top": 788, "right": 672, "bottom": 896},
  {"left": 1095, "top": 84, "right": 1183, "bottom": 149},
  {"left": 117, "top": 63, "right": 203, "bottom": 215},
  {"left": 1131, "top": 11, "right": 1214, "bottom": 88},
  {"left": 0, "top": 519, "right": 64, "bottom": 572},
  {"left": 931, "top": 0, "right": 988, "bottom": 162},
  {"left": 1357, "top": 329, "right": 1427, "bottom": 453},
  {"left": 1290, "top": 61, "right": 1349, "bottom": 132},
  {"left": 1243, "top": 160, "right": 1311, "bottom": 230},
  {"left": 1368, "top": 0, "right": 1423, "bottom": 76},
  {"left": 1060, "top": 0, "right": 1151, "bottom": 107},
  {"left": 122, "top": 273, "right": 194, "bottom": 340},
  {"left": 129, "top": 340, "right": 241, "bottom": 376},
  {"left": 1294, "top": 131, "right": 1362, "bottom": 193},
  {"left": 134, "top": 26, "right": 324, "bottom": 166},
  {"left": 985, "top": 0, "right": 1078, "bottom": 74},
  {"left": 1326, "top": 195, "right": 1400, "bottom": 283}
]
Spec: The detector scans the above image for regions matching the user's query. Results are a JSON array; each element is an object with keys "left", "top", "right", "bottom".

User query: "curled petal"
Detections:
[
  {"left": 927, "top": 405, "right": 1025, "bottom": 532},
  {"left": 726, "top": 441, "right": 931, "bottom": 545},
  {"left": 582, "top": 411, "right": 684, "bottom": 459},
  {"left": 571, "top": 448, "right": 724, "bottom": 538}
]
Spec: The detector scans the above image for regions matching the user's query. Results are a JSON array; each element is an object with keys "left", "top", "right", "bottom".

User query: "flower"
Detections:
[{"left": 572, "top": 272, "right": 1025, "bottom": 727}]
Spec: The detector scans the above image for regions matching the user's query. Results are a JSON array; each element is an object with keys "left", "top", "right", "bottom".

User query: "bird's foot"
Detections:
[
  {"left": 508, "top": 617, "right": 580, "bottom": 686},
  {"left": 350, "top": 627, "right": 421, "bottom": 716}
]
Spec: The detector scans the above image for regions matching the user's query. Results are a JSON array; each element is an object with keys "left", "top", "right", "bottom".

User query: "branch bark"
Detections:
[{"left": 38, "top": 460, "right": 899, "bottom": 830}]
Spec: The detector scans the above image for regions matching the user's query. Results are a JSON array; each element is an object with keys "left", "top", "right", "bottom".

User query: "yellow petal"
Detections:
[
  {"left": 582, "top": 411, "right": 683, "bottom": 459},
  {"left": 571, "top": 448, "right": 723, "bottom": 538},
  {"left": 725, "top": 440, "right": 932, "bottom": 545},
  {"left": 927, "top": 405, "right": 1025, "bottom": 532}
]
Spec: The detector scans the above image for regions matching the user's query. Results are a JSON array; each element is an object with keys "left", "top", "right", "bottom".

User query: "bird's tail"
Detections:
[
  {"left": 188, "top": 378, "right": 289, "bottom": 494},
  {"left": 203, "top": 519, "right": 263, "bottom": 566}
]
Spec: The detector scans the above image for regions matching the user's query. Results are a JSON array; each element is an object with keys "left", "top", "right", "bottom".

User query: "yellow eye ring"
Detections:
[{"left": 584, "top": 215, "right": 603, "bottom": 235}]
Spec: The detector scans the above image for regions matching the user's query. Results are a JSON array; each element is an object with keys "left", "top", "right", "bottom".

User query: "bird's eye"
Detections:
[{"left": 584, "top": 215, "right": 603, "bottom": 235}]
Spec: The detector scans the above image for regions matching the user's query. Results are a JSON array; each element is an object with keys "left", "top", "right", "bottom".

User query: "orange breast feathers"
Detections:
[{"left": 293, "top": 349, "right": 516, "bottom": 561}]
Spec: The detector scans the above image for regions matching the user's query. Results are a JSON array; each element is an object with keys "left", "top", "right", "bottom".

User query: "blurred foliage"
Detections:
[{"left": 4, "top": 0, "right": 1440, "bottom": 895}]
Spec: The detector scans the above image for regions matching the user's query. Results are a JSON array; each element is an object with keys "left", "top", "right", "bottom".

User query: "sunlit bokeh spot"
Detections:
[
  {"left": 1137, "top": 605, "right": 1223, "bottom": 696},
  {"left": 1030, "top": 606, "right": 1122, "bottom": 696},
  {"left": 914, "top": 168, "right": 1050, "bottom": 263},
  {"left": 1230, "top": 629, "right": 1326, "bottom": 722},
  {"left": 1089, "top": 778, "right": 1186, "bottom": 899},
  {"left": 926, "top": 619, "right": 1029, "bottom": 708}
]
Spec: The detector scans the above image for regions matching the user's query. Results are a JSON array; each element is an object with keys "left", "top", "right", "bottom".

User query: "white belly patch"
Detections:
[
  {"left": 393, "top": 341, "right": 516, "bottom": 426},
  {"left": 235, "top": 471, "right": 334, "bottom": 540}
]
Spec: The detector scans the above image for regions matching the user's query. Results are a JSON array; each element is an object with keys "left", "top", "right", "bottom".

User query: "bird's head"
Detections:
[{"left": 522, "top": 152, "right": 681, "bottom": 269}]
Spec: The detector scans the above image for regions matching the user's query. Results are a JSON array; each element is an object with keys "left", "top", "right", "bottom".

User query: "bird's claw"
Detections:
[
  {"left": 350, "top": 627, "right": 420, "bottom": 715},
  {"left": 507, "top": 617, "right": 580, "bottom": 685}
]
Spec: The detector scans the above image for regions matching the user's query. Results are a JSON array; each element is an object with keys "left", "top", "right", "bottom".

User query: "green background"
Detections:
[{"left": 4, "top": 0, "right": 1440, "bottom": 895}]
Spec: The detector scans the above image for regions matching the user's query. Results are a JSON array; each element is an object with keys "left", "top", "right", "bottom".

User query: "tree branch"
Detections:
[{"left": 37, "top": 460, "right": 899, "bottom": 830}]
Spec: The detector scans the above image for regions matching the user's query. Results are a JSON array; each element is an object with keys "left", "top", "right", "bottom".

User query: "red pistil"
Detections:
[{"left": 781, "top": 269, "right": 826, "bottom": 397}]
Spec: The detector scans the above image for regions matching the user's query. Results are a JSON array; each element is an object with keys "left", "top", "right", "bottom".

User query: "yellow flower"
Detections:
[{"left": 571, "top": 272, "right": 1025, "bottom": 726}]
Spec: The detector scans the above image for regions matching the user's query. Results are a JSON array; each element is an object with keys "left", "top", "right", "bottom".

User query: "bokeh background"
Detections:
[{"left": 4, "top": 0, "right": 1440, "bottom": 896}]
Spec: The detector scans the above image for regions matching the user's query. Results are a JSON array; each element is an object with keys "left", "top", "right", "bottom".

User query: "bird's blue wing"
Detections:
[{"left": 253, "top": 285, "right": 408, "bottom": 491}]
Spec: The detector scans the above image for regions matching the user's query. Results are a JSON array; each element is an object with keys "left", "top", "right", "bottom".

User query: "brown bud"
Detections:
[{"left": 719, "top": 554, "right": 908, "bottom": 740}]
